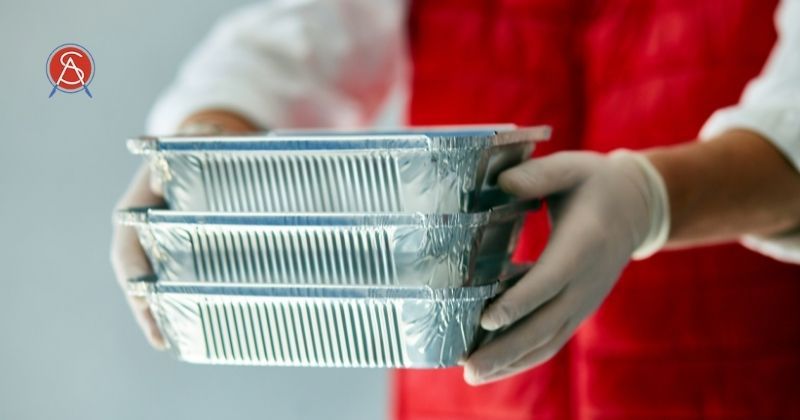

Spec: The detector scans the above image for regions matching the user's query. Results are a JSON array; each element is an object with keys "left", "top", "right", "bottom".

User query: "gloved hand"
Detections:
[
  {"left": 464, "top": 150, "right": 670, "bottom": 385},
  {"left": 110, "top": 165, "right": 167, "bottom": 348},
  {"left": 110, "top": 110, "right": 257, "bottom": 349}
]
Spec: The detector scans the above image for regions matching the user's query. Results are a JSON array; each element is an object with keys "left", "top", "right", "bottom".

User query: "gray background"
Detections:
[{"left": 0, "top": 1, "right": 388, "bottom": 419}]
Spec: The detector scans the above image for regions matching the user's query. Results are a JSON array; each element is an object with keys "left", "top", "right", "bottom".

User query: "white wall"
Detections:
[{"left": 0, "top": 1, "right": 387, "bottom": 419}]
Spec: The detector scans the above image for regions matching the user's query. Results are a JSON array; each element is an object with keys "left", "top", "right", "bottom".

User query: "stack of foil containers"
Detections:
[{"left": 119, "top": 125, "right": 550, "bottom": 368}]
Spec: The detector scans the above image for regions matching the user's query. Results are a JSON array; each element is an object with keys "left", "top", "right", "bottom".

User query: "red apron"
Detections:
[{"left": 395, "top": 0, "right": 800, "bottom": 418}]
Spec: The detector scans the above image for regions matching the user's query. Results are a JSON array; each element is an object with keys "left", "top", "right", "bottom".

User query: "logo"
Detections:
[{"left": 47, "top": 43, "right": 94, "bottom": 98}]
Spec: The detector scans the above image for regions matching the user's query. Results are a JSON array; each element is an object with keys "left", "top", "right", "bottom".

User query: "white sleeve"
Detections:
[
  {"left": 146, "top": 0, "right": 408, "bottom": 134},
  {"left": 700, "top": 0, "right": 800, "bottom": 167},
  {"left": 700, "top": 0, "right": 800, "bottom": 263}
]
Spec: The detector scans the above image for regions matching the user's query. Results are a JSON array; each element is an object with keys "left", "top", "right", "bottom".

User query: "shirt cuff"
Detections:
[
  {"left": 700, "top": 106, "right": 800, "bottom": 265},
  {"left": 700, "top": 106, "right": 800, "bottom": 171},
  {"left": 741, "top": 229, "right": 800, "bottom": 265}
]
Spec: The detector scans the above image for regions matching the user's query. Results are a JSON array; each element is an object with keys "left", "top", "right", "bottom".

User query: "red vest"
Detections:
[{"left": 395, "top": 0, "right": 800, "bottom": 418}]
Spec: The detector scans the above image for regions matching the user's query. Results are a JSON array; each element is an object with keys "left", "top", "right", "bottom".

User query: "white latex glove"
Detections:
[
  {"left": 463, "top": 150, "right": 670, "bottom": 385},
  {"left": 110, "top": 165, "right": 167, "bottom": 349}
]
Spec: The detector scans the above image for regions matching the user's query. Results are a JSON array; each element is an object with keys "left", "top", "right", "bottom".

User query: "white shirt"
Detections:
[{"left": 147, "top": 0, "right": 800, "bottom": 262}]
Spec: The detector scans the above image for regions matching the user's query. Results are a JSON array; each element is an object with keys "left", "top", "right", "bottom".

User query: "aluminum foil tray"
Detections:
[
  {"left": 129, "top": 279, "right": 504, "bottom": 368},
  {"left": 128, "top": 125, "right": 550, "bottom": 213},
  {"left": 117, "top": 202, "right": 534, "bottom": 288}
]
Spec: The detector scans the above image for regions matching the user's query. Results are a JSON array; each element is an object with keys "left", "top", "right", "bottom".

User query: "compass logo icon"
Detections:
[{"left": 47, "top": 43, "right": 94, "bottom": 98}]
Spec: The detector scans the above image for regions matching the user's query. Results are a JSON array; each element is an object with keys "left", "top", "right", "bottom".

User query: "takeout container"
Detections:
[
  {"left": 128, "top": 126, "right": 550, "bottom": 213},
  {"left": 121, "top": 125, "right": 547, "bottom": 369},
  {"left": 128, "top": 277, "right": 518, "bottom": 368},
  {"left": 117, "top": 201, "right": 535, "bottom": 288}
]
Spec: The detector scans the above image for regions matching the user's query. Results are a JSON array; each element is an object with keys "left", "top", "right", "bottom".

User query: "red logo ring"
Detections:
[{"left": 47, "top": 43, "right": 94, "bottom": 98}]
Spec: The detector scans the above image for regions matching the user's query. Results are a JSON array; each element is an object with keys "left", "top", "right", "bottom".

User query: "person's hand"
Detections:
[
  {"left": 463, "top": 150, "right": 669, "bottom": 385},
  {"left": 110, "top": 165, "right": 167, "bottom": 348},
  {"left": 110, "top": 110, "right": 258, "bottom": 349}
]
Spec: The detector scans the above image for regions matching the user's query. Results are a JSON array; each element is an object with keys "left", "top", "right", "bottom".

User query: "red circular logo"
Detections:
[{"left": 47, "top": 44, "right": 94, "bottom": 97}]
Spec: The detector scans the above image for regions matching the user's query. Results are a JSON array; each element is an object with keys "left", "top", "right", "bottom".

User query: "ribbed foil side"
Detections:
[
  {"left": 144, "top": 222, "right": 508, "bottom": 288},
  {"left": 125, "top": 205, "right": 530, "bottom": 288},
  {"left": 146, "top": 285, "right": 493, "bottom": 368},
  {"left": 167, "top": 153, "right": 404, "bottom": 213},
  {"left": 155, "top": 142, "right": 533, "bottom": 213},
  {"left": 195, "top": 299, "right": 406, "bottom": 367},
  {"left": 184, "top": 227, "right": 397, "bottom": 285}
]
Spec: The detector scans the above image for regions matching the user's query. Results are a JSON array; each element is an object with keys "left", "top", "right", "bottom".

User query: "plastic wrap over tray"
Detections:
[
  {"left": 128, "top": 125, "right": 550, "bottom": 213},
  {"left": 128, "top": 279, "right": 509, "bottom": 368},
  {"left": 117, "top": 202, "right": 535, "bottom": 288}
]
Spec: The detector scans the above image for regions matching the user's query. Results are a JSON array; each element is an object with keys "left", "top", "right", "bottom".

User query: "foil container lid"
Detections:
[
  {"left": 129, "top": 278, "right": 501, "bottom": 300},
  {"left": 115, "top": 200, "right": 538, "bottom": 229},
  {"left": 127, "top": 125, "right": 551, "bottom": 155}
]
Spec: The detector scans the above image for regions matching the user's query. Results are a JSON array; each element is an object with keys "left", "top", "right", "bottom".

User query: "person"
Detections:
[{"left": 111, "top": 0, "right": 800, "bottom": 417}]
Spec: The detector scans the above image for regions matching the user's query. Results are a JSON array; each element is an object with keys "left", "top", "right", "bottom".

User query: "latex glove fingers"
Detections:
[
  {"left": 465, "top": 286, "right": 574, "bottom": 385},
  {"left": 110, "top": 164, "right": 166, "bottom": 349},
  {"left": 463, "top": 151, "right": 664, "bottom": 385},
  {"left": 497, "top": 152, "right": 605, "bottom": 199},
  {"left": 480, "top": 155, "right": 632, "bottom": 331},
  {"left": 466, "top": 195, "right": 627, "bottom": 385},
  {"left": 467, "top": 317, "right": 577, "bottom": 385}
]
